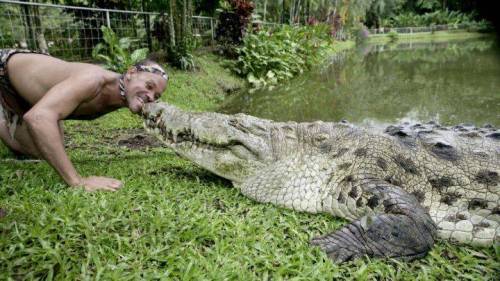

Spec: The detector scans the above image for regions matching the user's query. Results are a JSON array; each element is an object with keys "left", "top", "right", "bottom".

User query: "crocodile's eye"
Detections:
[
  {"left": 312, "top": 133, "right": 329, "bottom": 148},
  {"left": 314, "top": 133, "right": 329, "bottom": 143}
]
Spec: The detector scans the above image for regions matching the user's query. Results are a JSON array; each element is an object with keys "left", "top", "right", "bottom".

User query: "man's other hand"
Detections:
[{"left": 76, "top": 176, "right": 123, "bottom": 192}]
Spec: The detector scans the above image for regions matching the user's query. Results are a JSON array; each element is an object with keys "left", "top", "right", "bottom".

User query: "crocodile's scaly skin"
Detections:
[{"left": 142, "top": 103, "right": 499, "bottom": 262}]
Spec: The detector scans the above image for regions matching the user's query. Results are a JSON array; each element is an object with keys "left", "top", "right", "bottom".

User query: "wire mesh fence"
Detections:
[
  {"left": 192, "top": 15, "right": 215, "bottom": 42},
  {"left": 0, "top": 0, "right": 218, "bottom": 61},
  {"left": 0, "top": 0, "right": 159, "bottom": 61},
  {"left": 0, "top": 1, "right": 301, "bottom": 62}
]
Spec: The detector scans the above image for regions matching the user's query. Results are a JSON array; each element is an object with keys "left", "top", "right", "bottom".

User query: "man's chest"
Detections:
[{"left": 69, "top": 95, "right": 113, "bottom": 120}]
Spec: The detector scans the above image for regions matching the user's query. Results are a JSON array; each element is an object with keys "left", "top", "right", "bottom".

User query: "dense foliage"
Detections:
[
  {"left": 234, "top": 24, "right": 333, "bottom": 89},
  {"left": 147, "top": 0, "right": 197, "bottom": 70},
  {"left": 387, "top": 10, "right": 490, "bottom": 28},
  {"left": 215, "top": 0, "right": 255, "bottom": 57},
  {"left": 251, "top": 0, "right": 491, "bottom": 29},
  {"left": 92, "top": 26, "right": 149, "bottom": 73},
  {"left": 39, "top": 1, "right": 495, "bottom": 31}
]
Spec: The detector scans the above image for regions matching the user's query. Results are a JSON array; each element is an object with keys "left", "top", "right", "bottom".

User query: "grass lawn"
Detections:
[{"left": 1, "top": 51, "right": 499, "bottom": 280}]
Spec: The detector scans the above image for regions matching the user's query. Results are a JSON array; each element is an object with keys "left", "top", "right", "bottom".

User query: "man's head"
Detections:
[{"left": 123, "top": 59, "right": 168, "bottom": 113}]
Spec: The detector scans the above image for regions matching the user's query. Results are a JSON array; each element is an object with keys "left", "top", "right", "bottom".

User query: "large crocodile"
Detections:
[{"left": 142, "top": 102, "right": 499, "bottom": 262}]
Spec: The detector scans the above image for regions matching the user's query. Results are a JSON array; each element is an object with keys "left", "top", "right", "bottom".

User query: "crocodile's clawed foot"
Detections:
[
  {"left": 310, "top": 226, "right": 368, "bottom": 263},
  {"left": 311, "top": 213, "right": 434, "bottom": 263},
  {"left": 311, "top": 183, "right": 438, "bottom": 263}
]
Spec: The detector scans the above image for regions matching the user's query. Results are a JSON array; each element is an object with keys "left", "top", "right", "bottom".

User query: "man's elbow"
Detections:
[{"left": 23, "top": 110, "right": 54, "bottom": 127}]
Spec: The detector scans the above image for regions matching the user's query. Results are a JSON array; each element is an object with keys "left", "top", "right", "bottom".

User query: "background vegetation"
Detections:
[
  {"left": 10, "top": 0, "right": 493, "bottom": 69},
  {"left": 92, "top": 26, "right": 149, "bottom": 72},
  {"left": 250, "top": 0, "right": 492, "bottom": 29},
  {"left": 234, "top": 24, "right": 334, "bottom": 88}
]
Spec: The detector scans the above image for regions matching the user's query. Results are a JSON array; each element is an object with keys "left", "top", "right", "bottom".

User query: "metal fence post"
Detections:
[
  {"left": 20, "top": 3, "right": 36, "bottom": 49},
  {"left": 145, "top": 14, "right": 152, "bottom": 50},
  {"left": 106, "top": 10, "right": 111, "bottom": 28},
  {"left": 210, "top": 18, "right": 214, "bottom": 41}
]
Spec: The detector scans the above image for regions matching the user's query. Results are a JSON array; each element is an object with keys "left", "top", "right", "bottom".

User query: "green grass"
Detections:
[{"left": 1, "top": 52, "right": 499, "bottom": 280}]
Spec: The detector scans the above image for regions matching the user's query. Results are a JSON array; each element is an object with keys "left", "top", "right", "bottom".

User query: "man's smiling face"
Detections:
[{"left": 125, "top": 68, "right": 168, "bottom": 113}]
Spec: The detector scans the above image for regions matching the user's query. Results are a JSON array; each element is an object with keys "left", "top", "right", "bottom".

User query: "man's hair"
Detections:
[
  {"left": 133, "top": 59, "right": 168, "bottom": 80},
  {"left": 134, "top": 59, "right": 160, "bottom": 68}
]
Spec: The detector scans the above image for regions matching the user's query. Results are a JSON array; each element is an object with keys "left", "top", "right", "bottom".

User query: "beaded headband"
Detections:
[{"left": 135, "top": 64, "right": 168, "bottom": 80}]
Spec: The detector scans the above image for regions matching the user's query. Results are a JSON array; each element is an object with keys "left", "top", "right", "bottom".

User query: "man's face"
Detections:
[{"left": 125, "top": 68, "right": 168, "bottom": 113}]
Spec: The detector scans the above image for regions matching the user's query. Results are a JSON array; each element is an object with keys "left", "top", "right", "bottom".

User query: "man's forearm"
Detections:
[{"left": 24, "top": 115, "right": 81, "bottom": 186}]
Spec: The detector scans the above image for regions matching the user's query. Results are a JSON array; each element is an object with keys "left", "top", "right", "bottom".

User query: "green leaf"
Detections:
[{"left": 131, "top": 48, "right": 149, "bottom": 64}]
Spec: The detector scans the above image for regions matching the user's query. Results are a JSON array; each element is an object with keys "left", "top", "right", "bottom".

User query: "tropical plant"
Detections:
[
  {"left": 351, "top": 22, "right": 370, "bottom": 43},
  {"left": 150, "top": 0, "right": 196, "bottom": 70},
  {"left": 234, "top": 24, "right": 332, "bottom": 89},
  {"left": 366, "top": 0, "right": 406, "bottom": 27},
  {"left": 387, "top": 30, "right": 398, "bottom": 41},
  {"left": 215, "top": 0, "right": 255, "bottom": 57},
  {"left": 388, "top": 10, "right": 476, "bottom": 27},
  {"left": 92, "top": 26, "right": 149, "bottom": 73}
]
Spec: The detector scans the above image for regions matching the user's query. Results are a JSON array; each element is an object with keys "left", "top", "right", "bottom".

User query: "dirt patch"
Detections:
[
  {"left": 0, "top": 208, "right": 7, "bottom": 219},
  {"left": 117, "top": 134, "right": 164, "bottom": 149}
]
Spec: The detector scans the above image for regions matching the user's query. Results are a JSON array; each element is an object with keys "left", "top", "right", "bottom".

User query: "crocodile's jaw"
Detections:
[{"left": 142, "top": 103, "right": 274, "bottom": 183}]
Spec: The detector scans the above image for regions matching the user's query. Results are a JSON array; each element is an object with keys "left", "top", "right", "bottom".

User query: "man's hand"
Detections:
[{"left": 76, "top": 176, "right": 123, "bottom": 192}]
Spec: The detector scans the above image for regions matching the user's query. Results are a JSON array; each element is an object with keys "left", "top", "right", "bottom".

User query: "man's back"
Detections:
[{"left": 7, "top": 53, "right": 108, "bottom": 107}]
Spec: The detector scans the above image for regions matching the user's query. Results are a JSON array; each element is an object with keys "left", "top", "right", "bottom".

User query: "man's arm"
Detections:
[{"left": 23, "top": 73, "right": 122, "bottom": 191}]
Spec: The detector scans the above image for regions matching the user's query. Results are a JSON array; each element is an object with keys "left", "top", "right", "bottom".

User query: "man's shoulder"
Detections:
[
  {"left": 70, "top": 62, "right": 108, "bottom": 76},
  {"left": 70, "top": 64, "right": 116, "bottom": 85}
]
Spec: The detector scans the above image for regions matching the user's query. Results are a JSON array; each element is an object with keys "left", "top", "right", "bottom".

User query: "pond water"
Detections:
[{"left": 220, "top": 37, "right": 500, "bottom": 127}]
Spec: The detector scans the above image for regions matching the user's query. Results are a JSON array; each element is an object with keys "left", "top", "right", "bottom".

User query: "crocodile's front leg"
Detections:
[{"left": 311, "top": 181, "right": 437, "bottom": 262}]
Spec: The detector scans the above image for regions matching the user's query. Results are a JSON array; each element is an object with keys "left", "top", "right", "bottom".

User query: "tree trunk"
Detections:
[
  {"left": 296, "top": 0, "right": 301, "bottom": 24},
  {"left": 142, "top": 0, "right": 152, "bottom": 50},
  {"left": 188, "top": 0, "right": 192, "bottom": 37},
  {"left": 263, "top": 0, "right": 267, "bottom": 22},
  {"left": 32, "top": 5, "right": 49, "bottom": 54},
  {"left": 282, "top": 0, "right": 286, "bottom": 24},
  {"left": 20, "top": 2, "right": 34, "bottom": 49},
  {"left": 181, "top": 0, "right": 187, "bottom": 42},
  {"left": 306, "top": 0, "right": 310, "bottom": 23},
  {"left": 169, "top": 0, "right": 176, "bottom": 47}
]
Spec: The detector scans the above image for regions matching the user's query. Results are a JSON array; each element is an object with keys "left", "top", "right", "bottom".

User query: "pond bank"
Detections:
[
  {"left": 162, "top": 40, "right": 355, "bottom": 113},
  {"left": 368, "top": 29, "right": 494, "bottom": 44}
]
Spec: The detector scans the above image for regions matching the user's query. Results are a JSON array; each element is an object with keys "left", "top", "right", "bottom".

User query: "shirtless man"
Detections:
[{"left": 0, "top": 49, "right": 168, "bottom": 191}]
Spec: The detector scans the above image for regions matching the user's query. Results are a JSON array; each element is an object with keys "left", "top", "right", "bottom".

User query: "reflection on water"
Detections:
[{"left": 220, "top": 37, "right": 500, "bottom": 126}]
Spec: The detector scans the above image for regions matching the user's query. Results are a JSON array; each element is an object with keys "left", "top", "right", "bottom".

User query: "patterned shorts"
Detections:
[
  {"left": 0, "top": 96, "right": 19, "bottom": 138},
  {"left": 0, "top": 49, "right": 40, "bottom": 138}
]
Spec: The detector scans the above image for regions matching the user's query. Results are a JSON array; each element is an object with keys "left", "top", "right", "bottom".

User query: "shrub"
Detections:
[
  {"left": 234, "top": 24, "right": 332, "bottom": 89},
  {"left": 388, "top": 10, "right": 479, "bottom": 28},
  {"left": 351, "top": 23, "right": 370, "bottom": 44},
  {"left": 215, "top": 0, "right": 255, "bottom": 57},
  {"left": 387, "top": 30, "right": 398, "bottom": 42},
  {"left": 92, "top": 26, "right": 148, "bottom": 73}
]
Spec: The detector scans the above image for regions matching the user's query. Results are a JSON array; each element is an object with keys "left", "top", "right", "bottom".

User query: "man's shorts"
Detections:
[
  {"left": 0, "top": 96, "right": 18, "bottom": 139},
  {"left": 0, "top": 49, "right": 40, "bottom": 138}
]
